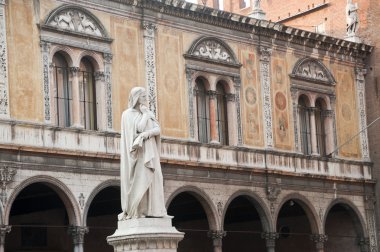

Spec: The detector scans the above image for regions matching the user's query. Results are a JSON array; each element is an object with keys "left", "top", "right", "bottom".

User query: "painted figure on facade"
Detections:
[
  {"left": 346, "top": 0, "right": 359, "bottom": 36},
  {"left": 119, "top": 87, "right": 167, "bottom": 220}
]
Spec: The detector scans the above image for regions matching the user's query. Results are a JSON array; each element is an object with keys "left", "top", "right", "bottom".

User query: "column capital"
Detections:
[
  {"left": 355, "top": 67, "right": 367, "bottom": 79},
  {"left": 103, "top": 53, "right": 113, "bottom": 64},
  {"left": 261, "top": 232, "right": 279, "bottom": 248},
  {"left": 94, "top": 71, "right": 105, "bottom": 81},
  {"left": 208, "top": 230, "right": 226, "bottom": 247},
  {"left": 226, "top": 93, "right": 235, "bottom": 102},
  {"left": 68, "top": 226, "right": 88, "bottom": 245},
  {"left": 40, "top": 41, "right": 51, "bottom": 53},
  {"left": 208, "top": 90, "right": 218, "bottom": 99},
  {"left": 142, "top": 21, "right": 157, "bottom": 37},
  {"left": 69, "top": 67, "right": 80, "bottom": 76},
  {"left": 0, "top": 225, "right": 11, "bottom": 245},
  {"left": 310, "top": 234, "right": 328, "bottom": 250},
  {"left": 259, "top": 46, "right": 272, "bottom": 62}
]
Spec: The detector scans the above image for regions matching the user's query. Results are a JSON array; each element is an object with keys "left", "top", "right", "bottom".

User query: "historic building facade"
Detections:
[{"left": 0, "top": 0, "right": 376, "bottom": 252}]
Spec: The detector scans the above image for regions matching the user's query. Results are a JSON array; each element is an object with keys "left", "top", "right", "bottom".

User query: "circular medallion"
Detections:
[
  {"left": 245, "top": 87, "right": 257, "bottom": 105},
  {"left": 341, "top": 103, "right": 352, "bottom": 121},
  {"left": 275, "top": 92, "right": 287, "bottom": 111}
]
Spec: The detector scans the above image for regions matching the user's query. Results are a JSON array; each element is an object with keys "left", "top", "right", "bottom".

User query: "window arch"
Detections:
[
  {"left": 79, "top": 57, "right": 97, "bottom": 130},
  {"left": 298, "top": 95, "right": 311, "bottom": 155},
  {"left": 52, "top": 52, "right": 72, "bottom": 127},
  {"left": 195, "top": 77, "right": 210, "bottom": 144}
]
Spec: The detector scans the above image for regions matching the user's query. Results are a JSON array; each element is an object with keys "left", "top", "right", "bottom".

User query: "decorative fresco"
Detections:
[
  {"left": 334, "top": 66, "right": 360, "bottom": 158},
  {"left": 240, "top": 48, "right": 263, "bottom": 147},
  {"left": 272, "top": 54, "right": 292, "bottom": 150},
  {"left": 156, "top": 27, "right": 187, "bottom": 138}
]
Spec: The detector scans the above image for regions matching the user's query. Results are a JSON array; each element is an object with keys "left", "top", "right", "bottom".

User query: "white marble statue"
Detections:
[
  {"left": 119, "top": 87, "right": 167, "bottom": 220},
  {"left": 254, "top": 0, "right": 261, "bottom": 9},
  {"left": 346, "top": 0, "right": 359, "bottom": 36}
]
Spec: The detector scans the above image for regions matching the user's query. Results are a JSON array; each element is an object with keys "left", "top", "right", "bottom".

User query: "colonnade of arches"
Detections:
[{"left": 0, "top": 176, "right": 369, "bottom": 252}]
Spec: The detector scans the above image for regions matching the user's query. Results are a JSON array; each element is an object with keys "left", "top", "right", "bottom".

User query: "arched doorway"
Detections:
[
  {"left": 276, "top": 199, "right": 315, "bottom": 252},
  {"left": 167, "top": 192, "right": 213, "bottom": 252},
  {"left": 85, "top": 186, "right": 121, "bottom": 252},
  {"left": 325, "top": 203, "right": 364, "bottom": 252},
  {"left": 6, "top": 182, "right": 73, "bottom": 252},
  {"left": 223, "top": 195, "right": 267, "bottom": 252}
]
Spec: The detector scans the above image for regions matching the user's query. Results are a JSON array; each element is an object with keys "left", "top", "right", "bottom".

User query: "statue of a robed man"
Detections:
[{"left": 119, "top": 87, "right": 167, "bottom": 220}]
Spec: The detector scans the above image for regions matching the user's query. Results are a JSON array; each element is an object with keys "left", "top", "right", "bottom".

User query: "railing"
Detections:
[{"left": 0, "top": 120, "right": 372, "bottom": 180}]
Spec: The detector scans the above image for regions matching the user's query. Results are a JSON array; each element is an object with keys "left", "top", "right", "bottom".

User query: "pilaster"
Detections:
[
  {"left": 68, "top": 226, "right": 88, "bottom": 252},
  {"left": 0, "top": 225, "right": 11, "bottom": 252},
  {"left": 0, "top": 1, "right": 9, "bottom": 119},
  {"left": 355, "top": 67, "right": 369, "bottom": 161},
  {"left": 364, "top": 195, "right": 378, "bottom": 252},
  {"left": 259, "top": 46, "right": 273, "bottom": 148},
  {"left": 142, "top": 21, "right": 158, "bottom": 118},
  {"left": 103, "top": 53, "right": 113, "bottom": 131},
  {"left": 40, "top": 41, "right": 52, "bottom": 123},
  {"left": 233, "top": 77, "right": 242, "bottom": 145}
]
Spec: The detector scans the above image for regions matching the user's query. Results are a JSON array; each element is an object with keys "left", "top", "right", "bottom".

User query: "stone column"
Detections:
[
  {"left": 68, "top": 226, "right": 88, "bottom": 252},
  {"left": 94, "top": 71, "right": 105, "bottom": 131},
  {"left": 358, "top": 237, "right": 370, "bottom": 252},
  {"left": 0, "top": 225, "right": 11, "bottom": 252},
  {"left": 208, "top": 230, "right": 226, "bottom": 252},
  {"left": 310, "top": 234, "right": 328, "bottom": 252},
  {"left": 69, "top": 67, "right": 83, "bottom": 128},
  {"left": 259, "top": 46, "right": 273, "bottom": 149},
  {"left": 103, "top": 53, "right": 113, "bottom": 131},
  {"left": 0, "top": 0, "right": 10, "bottom": 119},
  {"left": 355, "top": 67, "right": 370, "bottom": 161},
  {"left": 142, "top": 21, "right": 158, "bottom": 118},
  {"left": 261, "top": 232, "right": 279, "bottom": 252},
  {"left": 328, "top": 95, "right": 338, "bottom": 157},
  {"left": 208, "top": 90, "right": 219, "bottom": 144},
  {"left": 309, "top": 107, "right": 318, "bottom": 155},
  {"left": 364, "top": 195, "right": 378, "bottom": 252}
]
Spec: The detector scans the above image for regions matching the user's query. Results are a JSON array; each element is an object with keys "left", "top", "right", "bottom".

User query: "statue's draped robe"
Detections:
[{"left": 119, "top": 108, "right": 167, "bottom": 219}]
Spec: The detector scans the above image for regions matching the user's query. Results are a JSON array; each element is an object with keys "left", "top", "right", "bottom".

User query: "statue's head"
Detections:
[{"left": 128, "top": 87, "right": 146, "bottom": 108}]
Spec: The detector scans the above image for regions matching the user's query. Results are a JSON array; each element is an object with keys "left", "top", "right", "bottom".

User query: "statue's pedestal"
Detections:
[
  {"left": 249, "top": 8, "right": 266, "bottom": 20},
  {"left": 107, "top": 217, "right": 184, "bottom": 252},
  {"left": 345, "top": 35, "right": 361, "bottom": 43}
]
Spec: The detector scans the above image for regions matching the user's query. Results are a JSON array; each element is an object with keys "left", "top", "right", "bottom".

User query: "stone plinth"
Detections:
[{"left": 107, "top": 217, "right": 184, "bottom": 252}]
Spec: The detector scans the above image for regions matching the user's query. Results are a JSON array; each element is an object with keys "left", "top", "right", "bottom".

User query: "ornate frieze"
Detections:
[
  {"left": 0, "top": 4, "right": 9, "bottom": 118},
  {"left": 185, "top": 37, "right": 240, "bottom": 67},
  {"left": 355, "top": 67, "right": 370, "bottom": 161},
  {"left": 290, "top": 58, "right": 336, "bottom": 85},
  {"left": 104, "top": 53, "right": 113, "bottom": 130},
  {"left": 142, "top": 21, "right": 158, "bottom": 117},
  {"left": 45, "top": 7, "right": 106, "bottom": 38},
  {"left": 260, "top": 46, "right": 273, "bottom": 148}
]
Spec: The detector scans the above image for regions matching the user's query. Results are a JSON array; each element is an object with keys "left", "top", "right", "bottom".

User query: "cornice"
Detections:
[{"left": 109, "top": 0, "right": 372, "bottom": 58}]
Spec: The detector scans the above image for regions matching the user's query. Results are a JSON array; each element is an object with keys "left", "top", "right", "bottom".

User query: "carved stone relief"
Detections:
[
  {"left": 0, "top": 165, "right": 17, "bottom": 204},
  {"left": 142, "top": 21, "right": 158, "bottom": 117},
  {"left": 104, "top": 53, "right": 113, "bottom": 130},
  {"left": 291, "top": 58, "right": 335, "bottom": 84},
  {"left": 47, "top": 8, "right": 104, "bottom": 37},
  {"left": 234, "top": 77, "right": 243, "bottom": 145},
  {"left": 0, "top": 5, "right": 9, "bottom": 118},
  {"left": 40, "top": 42, "right": 51, "bottom": 123}
]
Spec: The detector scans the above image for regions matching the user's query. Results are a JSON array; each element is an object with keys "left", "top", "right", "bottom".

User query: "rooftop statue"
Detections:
[
  {"left": 119, "top": 87, "right": 167, "bottom": 220},
  {"left": 346, "top": 0, "right": 359, "bottom": 36}
]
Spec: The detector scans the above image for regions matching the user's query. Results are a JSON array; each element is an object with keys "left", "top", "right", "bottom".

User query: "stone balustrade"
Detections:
[{"left": 0, "top": 120, "right": 371, "bottom": 180}]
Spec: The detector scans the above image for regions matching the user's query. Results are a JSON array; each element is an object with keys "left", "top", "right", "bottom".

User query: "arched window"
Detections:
[
  {"left": 216, "top": 82, "right": 229, "bottom": 145},
  {"left": 53, "top": 52, "right": 71, "bottom": 127},
  {"left": 299, "top": 96, "right": 311, "bottom": 155},
  {"left": 315, "top": 99, "right": 326, "bottom": 156},
  {"left": 195, "top": 78, "right": 210, "bottom": 143},
  {"left": 79, "top": 58, "right": 97, "bottom": 130}
]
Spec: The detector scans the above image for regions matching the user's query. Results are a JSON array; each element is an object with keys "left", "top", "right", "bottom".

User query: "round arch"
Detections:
[
  {"left": 166, "top": 185, "right": 219, "bottom": 230},
  {"left": 275, "top": 193, "right": 321, "bottom": 234},
  {"left": 193, "top": 74, "right": 212, "bottom": 91},
  {"left": 83, "top": 179, "right": 120, "bottom": 226},
  {"left": 76, "top": 50, "right": 104, "bottom": 71},
  {"left": 222, "top": 190, "right": 273, "bottom": 232},
  {"left": 323, "top": 197, "right": 367, "bottom": 237},
  {"left": 5, "top": 175, "right": 81, "bottom": 226},
  {"left": 215, "top": 76, "right": 235, "bottom": 94},
  {"left": 50, "top": 45, "right": 75, "bottom": 67}
]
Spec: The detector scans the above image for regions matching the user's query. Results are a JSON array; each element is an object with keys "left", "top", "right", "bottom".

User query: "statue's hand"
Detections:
[{"left": 140, "top": 131, "right": 150, "bottom": 140}]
